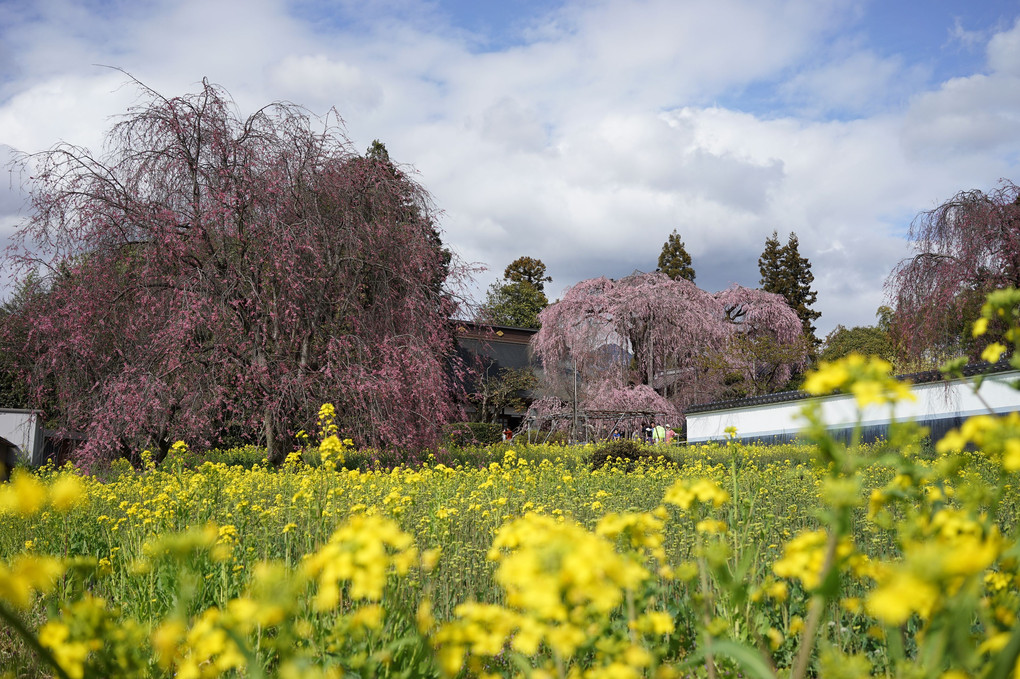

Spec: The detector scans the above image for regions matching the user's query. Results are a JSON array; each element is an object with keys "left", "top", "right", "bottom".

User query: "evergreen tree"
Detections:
[
  {"left": 656, "top": 230, "right": 696, "bottom": 282},
  {"left": 758, "top": 231, "right": 784, "bottom": 291},
  {"left": 479, "top": 280, "right": 548, "bottom": 329},
  {"left": 759, "top": 231, "right": 820, "bottom": 346},
  {"left": 504, "top": 256, "right": 552, "bottom": 293},
  {"left": 780, "top": 233, "right": 821, "bottom": 342},
  {"left": 479, "top": 256, "right": 552, "bottom": 328}
]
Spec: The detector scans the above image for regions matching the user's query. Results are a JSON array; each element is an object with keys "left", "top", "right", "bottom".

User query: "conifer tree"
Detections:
[
  {"left": 758, "top": 231, "right": 784, "bottom": 291},
  {"left": 479, "top": 256, "right": 552, "bottom": 328},
  {"left": 504, "top": 256, "right": 552, "bottom": 293},
  {"left": 479, "top": 280, "right": 548, "bottom": 329},
  {"left": 759, "top": 231, "right": 820, "bottom": 346},
  {"left": 656, "top": 230, "right": 696, "bottom": 282}
]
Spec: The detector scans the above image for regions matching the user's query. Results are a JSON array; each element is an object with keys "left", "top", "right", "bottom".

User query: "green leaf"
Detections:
[
  {"left": 940, "top": 356, "right": 968, "bottom": 378},
  {"left": 711, "top": 639, "right": 777, "bottom": 679}
]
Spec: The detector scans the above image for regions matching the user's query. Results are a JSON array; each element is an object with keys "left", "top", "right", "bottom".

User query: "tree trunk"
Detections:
[{"left": 265, "top": 408, "right": 285, "bottom": 466}]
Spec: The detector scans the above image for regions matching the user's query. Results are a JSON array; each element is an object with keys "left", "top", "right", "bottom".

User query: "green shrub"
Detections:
[
  {"left": 589, "top": 439, "right": 673, "bottom": 470},
  {"left": 441, "top": 422, "right": 503, "bottom": 447}
]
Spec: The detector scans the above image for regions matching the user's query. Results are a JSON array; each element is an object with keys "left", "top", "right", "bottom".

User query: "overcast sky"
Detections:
[{"left": 2, "top": 0, "right": 1020, "bottom": 335}]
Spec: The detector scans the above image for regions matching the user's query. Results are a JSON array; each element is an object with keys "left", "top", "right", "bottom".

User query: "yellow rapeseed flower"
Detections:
[
  {"left": 802, "top": 353, "right": 914, "bottom": 407},
  {"left": 773, "top": 529, "right": 855, "bottom": 591},
  {"left": 866, "top": 571, "right": 939, "bottom": 625},
  {"left": 38, "top": 621, "right": 90, "bottom": 679},
  {"left": 982, "top": 342, "right": 1008, "bottom": 363},
  {"left": 662, "top": 478, "right": 729, "bottom": 510},
  {"left": 0, "top": 470, "right": 48, "bottom": 516},
  {"left": 49, "top": 474, "right": 85, "bottom": 512},
  {"left": 303, "top": 514, "right": 417, "bottom": 607},
  {"left": 0, "top": 554, "right": 64, "bottom": 609}
]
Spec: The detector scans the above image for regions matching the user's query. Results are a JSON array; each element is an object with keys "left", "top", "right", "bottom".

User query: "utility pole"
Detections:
[{"left": 572, "top": 357, "right": 578, "bottom": 443}]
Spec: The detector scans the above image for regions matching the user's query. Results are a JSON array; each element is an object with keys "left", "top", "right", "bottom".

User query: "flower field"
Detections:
[
  {"left": 5, "top": 289, "right": 1020, "bottom": 679},
  {"left": 3, "top": 411, "right": 1019, "bottom": 678}
]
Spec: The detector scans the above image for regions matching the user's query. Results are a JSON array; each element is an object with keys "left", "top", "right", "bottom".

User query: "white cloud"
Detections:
[
  {"left": 479, "top": 97, "right": 548, "bottom": 151},
  {"left": 1, "top": 0, "right": 1020, "bottom": 341},
  {"left": 778, "top": 48, "right": 919, "bottom": 117},
  {"left": 987, "top": 16, "right": 1020, "bottom": 75},
  {"left": 266, "top": 55, "right": 383, "bottom": 113}
]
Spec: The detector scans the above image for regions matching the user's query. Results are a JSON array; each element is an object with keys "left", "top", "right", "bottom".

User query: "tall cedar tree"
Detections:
[
  {"left": 656, "top": 230, "right": 696, "bottom": 282},
  {"left": 479, "top": 256, "right": 551, "bottom": 328},
  {"left": 887, "top": 180, "right": 1020, "bottom": 363},
  {"left": 4, "top": 80, "right": 462, "bottom": 465},
  {"left": 479, "top": 280, "right": 548, "bottom": 329},
  {"left": 504, "top": 256, "right": 552, "bottom": 293},
  {"left": 759, "top": 231, "right": 820, "bottom": 346}
]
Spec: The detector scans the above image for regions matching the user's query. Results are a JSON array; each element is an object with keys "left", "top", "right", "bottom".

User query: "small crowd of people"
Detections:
[{"left": 610, "top": 422, "right": 677, "bottom": 444}]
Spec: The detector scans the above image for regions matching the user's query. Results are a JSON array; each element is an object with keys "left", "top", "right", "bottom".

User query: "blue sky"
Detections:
[{"left": 2, "top": 0, "right": 1020, "bottom": 335}]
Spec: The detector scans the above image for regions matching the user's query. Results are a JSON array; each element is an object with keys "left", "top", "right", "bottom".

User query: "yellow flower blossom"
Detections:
[
  {"left": 982, "top": 342, "right": 1007, "bottom": 363},
  {"left": 773, "top": 529, "right": 856, "bottom": 591},
  {"left": 38, "top": 621, "right": 90, "bottom": 679},
  {"left": 662, "top": 478, "right": 729, "bottom": 510},
  {"left": 866, "top": 571, "right": 940, "bottom": 624},
  {"left": 802, "top": 352, "right": 915, "bottom": 407},
  {"left": 0, "top": 554, "right": 64, "bottom": 609},
  {"left": 303, "top": 514, "right": 417, "bottom": 607},
  {"left": 0, "top": 469, "right": 48, "bottom": 516},
  {"left": 49, "top": 474, "right": 85, "bottom": 512}
]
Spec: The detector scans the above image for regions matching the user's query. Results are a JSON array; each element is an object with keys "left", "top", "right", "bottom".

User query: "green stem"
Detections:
[
  {"left": 0, "top": 601, "right": 73, "bottom": 679},
  {"left": 731, "top": 452, "right": 740, "bottom": 569},
  {"left": 696, "top": 531, "right": 718, "bottom": 679},
  {"left": 790, "top": 529, "right": 840, "bottom": 679}
]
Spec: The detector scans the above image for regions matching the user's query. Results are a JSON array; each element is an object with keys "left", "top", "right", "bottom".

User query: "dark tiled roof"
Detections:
[
  {"left": 452, "top": 319, "right": 538, "bottom": 345},
  {"left": 686, "top": 357, "right": 1014, "bottom": 414}
]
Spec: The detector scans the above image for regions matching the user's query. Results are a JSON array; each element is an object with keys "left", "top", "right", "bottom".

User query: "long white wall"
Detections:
[
  {"left": 0, "top": 410, "right": 43, "bottom": 465},
  {"left": 687, "top": 370, "right": 1020, "bottom": 443}
]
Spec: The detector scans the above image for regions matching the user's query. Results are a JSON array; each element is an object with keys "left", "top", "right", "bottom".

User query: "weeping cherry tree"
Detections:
[{"left": 5, "top": 79, "right": 462, "bottom": 465}]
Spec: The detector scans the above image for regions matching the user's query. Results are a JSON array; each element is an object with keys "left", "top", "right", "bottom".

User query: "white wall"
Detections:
[
  {"left": 0, "top": 410, "right": 43, "bottom": 465},
  {"left": 687, "top": 370, "right": 1020, "bottom": 443}
]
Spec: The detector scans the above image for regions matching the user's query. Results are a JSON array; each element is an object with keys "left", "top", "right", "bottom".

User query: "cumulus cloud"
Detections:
[
  {"left": 267, "top": 55, "right": 383, "bottom": 113},
  {"left": 778, "top": 48, "right": 921, "bottom": 117},
  {"left": 1, "top": 0, "right": 1020, "bottom": 338}
]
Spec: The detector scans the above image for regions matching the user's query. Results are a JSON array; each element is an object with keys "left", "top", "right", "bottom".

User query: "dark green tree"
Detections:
[
  {"left": 759, "top": 231, "right": 820, "bottom": 346},
  {"left": 656, "top": 230, "right": 696, "bottom": 282},
  {"left": 504, "top": 256, "right": 552, "bottom": 293},
  {"left": 366, "top": 139, "right": 390, "bottom": 163},
  {"left": 479, "top": 279, "right": 548, "bottom": 329},
  {"left": 0, "top": 274, "right": 48, "bottom": 410},
  {"left": 366, "top": 140, "right": 453, "bottom": 300},
  {"left": 758, "top": 231, "right": 784, "bottom": 291},
  {"left": 479, "top": 256, "right": 552, "bottom": 328},
  {"left": 819, "top": 325, "right": 896, "bottom": 364}
]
